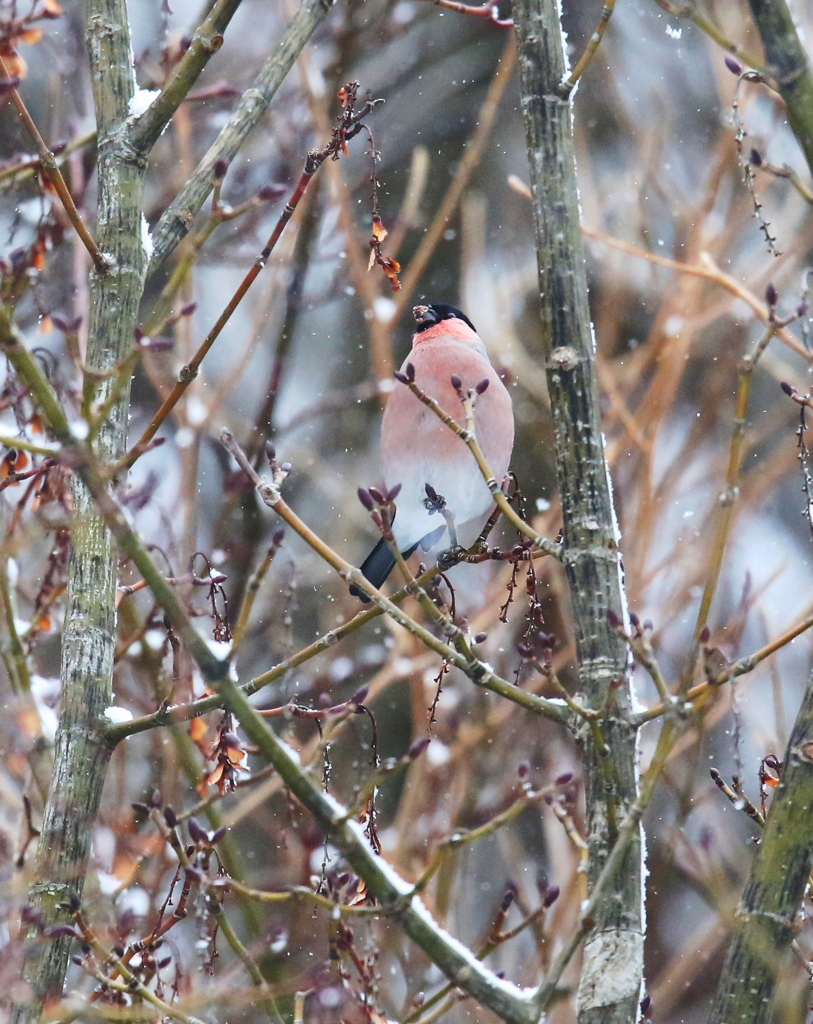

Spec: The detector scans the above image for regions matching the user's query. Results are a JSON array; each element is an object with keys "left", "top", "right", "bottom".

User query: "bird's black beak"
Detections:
[{"left": 413, "top": 305, "right": 438, "bottom": 327}]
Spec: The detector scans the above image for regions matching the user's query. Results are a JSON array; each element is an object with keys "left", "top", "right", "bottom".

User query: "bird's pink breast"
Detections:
[{"left": 380, "top": 335, "right": 514, "bottom": 550}]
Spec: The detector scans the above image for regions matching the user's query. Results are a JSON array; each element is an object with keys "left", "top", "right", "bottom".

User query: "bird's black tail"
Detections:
[{"left": 350, "top": 538, "right": 419, "bottom": 602}]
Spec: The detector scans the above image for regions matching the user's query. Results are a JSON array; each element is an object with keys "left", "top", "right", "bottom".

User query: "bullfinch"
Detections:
[{"left": 352, "top": 303, "right": 514, "bottom": 600}]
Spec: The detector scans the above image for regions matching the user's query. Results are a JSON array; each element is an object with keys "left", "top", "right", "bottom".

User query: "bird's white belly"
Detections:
[{"left": 386, "top": 453, "right": 493, "bottom": 551}]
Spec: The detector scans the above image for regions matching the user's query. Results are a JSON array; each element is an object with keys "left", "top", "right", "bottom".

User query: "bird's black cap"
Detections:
[{"left": 413, "top": 304, "right": 476, "bottom": 334}]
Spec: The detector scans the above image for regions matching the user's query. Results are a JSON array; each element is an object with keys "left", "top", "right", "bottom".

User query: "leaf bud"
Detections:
[
  {"left": 187, "top": 818, "right": 208, "bottom": 844},
  {"left": 408, "top": 736, "right": 431, "bottom": 759},
  {"left": 357, "top": 487, "right": 375, "bottom": 511},
  {"left": 213, "top": 158, "right": 228, "bottom": 180},
  {"left": 258, "top": 184, "right": 286, "bottom": 202},
  {"left": 724, "top": 56, "right": 743, "bottom": 75},
  {"left": 450, "top": 373, "right": 462, "bottom": 391},
  {"left": 475, "top": 378, "right": 490, "bottom": 395},
  {"left": 350, "top": 686, "right": 369, "bottom": 706}
]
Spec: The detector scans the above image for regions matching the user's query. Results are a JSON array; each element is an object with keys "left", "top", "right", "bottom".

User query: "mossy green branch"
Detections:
[
  {"left": 747, "top": 0, "right": 813, "bottom": 178},
  {"left": 148, "top": 0, "right": 336, "bottom": 270},
  {"left": 710, "top": 672, "right": 813, "bottom": 1023}
]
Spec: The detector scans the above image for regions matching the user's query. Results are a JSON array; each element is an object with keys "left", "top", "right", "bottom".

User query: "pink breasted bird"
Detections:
[{"left": 353, "top": 303, "right": 514, "bottom": 600}]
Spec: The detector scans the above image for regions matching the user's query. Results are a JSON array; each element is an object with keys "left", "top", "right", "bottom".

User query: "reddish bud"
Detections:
[
  {"left": 517, "top": 761, "right": 530, "bottom": 778},
  {"left": 213, "top": 158, "right": 228, "bottom": 180},
  {"left": 640, "top": 995, "right": 651, "bottom": 1016},
  {"left": 766, "top": 282, "right": 778, "bottom": 307},
  {"left": 258, "top": 184, "right": 286, "bottom": 202},
  {"left": 180, "top": 302, "right": 197, "bottom": 317},
  {"left": 543, "top": 885, "right": 560, "bottom": 907},
  {"left": 408, "top": 736, "right": 431, "bottom": 759},
  {"left": 475, "top": 378, "right": 490, "bottom": 395},
  {"left": 473, "top": 631, "right": 488, "bottom": 644},
  {"left": 43, "top": 924, "right": 82, "bottom": 940},
  {"left": 187, "top": 818, "right": 208, "bottom": 844},
  {"left": 387, "top": 482, "right": 402, "bottom": 503},
  {"left": 501, "top": 886, "right": 516, "bottom": 910},
  {"left": 163, "top": 805, "right": 177, "bottom": 828},
  {"left": 272, "top": 528, "right": 285, "bottom": 546},
  {"left": 265, "top": 441, "right": 276, "bottom": 464},
  {"left": 606, "top": 608, "right": 622, "bottom": 628},
  {"left": 357, "top": 487, "right": 375, "bottom": 511},
  {"left": 209, "top": 826, "right": 226, "bottom": 844},
  {"left": 629, "top": 611, "right": 640, "bottom": 628},
  {"left": 450, "top": 374, "right": 462, "bottom": 391},
  {"left": 555, "top": 771, "right": 573, "bottom": 785},
  {"left": 368, "top": 486, "right": 385, "bottom": 504},
  {"left": 700, "top": 625, "right": 711, "bottom": 643},
  {"left": 406, "top": 362, "right": 415, "bottom": 382},
  {"left": 142, "top": 336, "right": 174, "bottom": 351},
  {"left": 394, "top": 371, "right": 410, "bottom": 385},
  {"left": 724, "top": 56, "right": 743, "bottom": 75},
  {"left": 0, "top": 75, "right": 21, "bottom": 95},
  {"left": 52, "top": 314, "right": 82, "bottom": 333},
  {"left": 350, "top": 686, "right": 369, "bottom": 706}
]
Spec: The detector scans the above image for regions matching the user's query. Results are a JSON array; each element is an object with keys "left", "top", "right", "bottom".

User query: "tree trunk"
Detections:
[{"left": 512, "top": 3, "right": 644, "bottom": 1021}]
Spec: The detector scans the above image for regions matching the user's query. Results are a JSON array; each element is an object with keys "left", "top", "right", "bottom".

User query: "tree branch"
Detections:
[
  {"left": 746, "top": 0, "right": 813, "bottom": 178},
  {"left": 11, "top": 0, "right": 148, "bottom": 1011},
  {"left": 127, "top": 0, "right": 245, "bottom": 153},
  {"left": 709, "top": 668, "right": 813, "bottom": 1024},
  {"left": 512, "top": 2, "right": 643, "bottom": 1022},
  {"left": 148, "top": 0, "right": 336, "bottom": 272}
]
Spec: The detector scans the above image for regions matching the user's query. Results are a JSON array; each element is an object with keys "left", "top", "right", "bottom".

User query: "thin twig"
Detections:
[
  {"left": 123, "top": 87, "right": 382, "bottom": 472},
  {"left": 0, "top": 56, "right": 109, "bottom": 273},
  {"left": 564, "top": 0, "right": 616, "bottom": 93}
]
